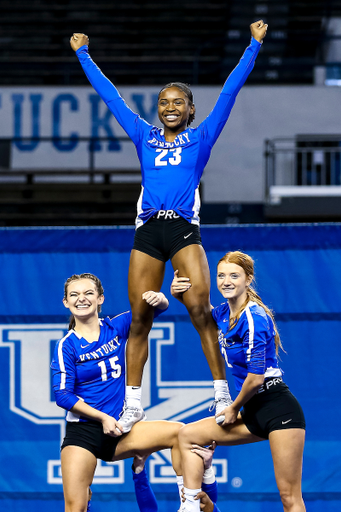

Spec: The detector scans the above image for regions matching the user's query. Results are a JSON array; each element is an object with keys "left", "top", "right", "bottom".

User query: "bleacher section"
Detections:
[{"left": 1, "top": 0, "right": 340, "bottom": 86}]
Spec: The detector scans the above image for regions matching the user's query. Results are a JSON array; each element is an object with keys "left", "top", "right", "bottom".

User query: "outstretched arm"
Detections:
[
  {"left": 203, "top": 20, "right": 268, "bottom": 146},
  {"left": 132, "top": 454, "right": 158, "bottom": 512},
  {"left": 70, "top": 33, "right": 146, "bottom": 142}
]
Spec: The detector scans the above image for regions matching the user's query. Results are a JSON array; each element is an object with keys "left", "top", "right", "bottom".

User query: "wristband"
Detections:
[{"left": 203, "top": 466, "right": 215, "bottom": 484}]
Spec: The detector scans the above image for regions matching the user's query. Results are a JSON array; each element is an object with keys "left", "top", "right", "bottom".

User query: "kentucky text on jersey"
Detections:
[
  {"left": 79, "top": 336, "right": 120, "bottom": 361},
  {"left": 76, "top": 38, "right": 261, "bottom": 229},
  {"left": 51, "top": 308, "right": 165, "bottom": 423},
  {"left": 212, "top": 301, "right": 282, "bottom": 393}
]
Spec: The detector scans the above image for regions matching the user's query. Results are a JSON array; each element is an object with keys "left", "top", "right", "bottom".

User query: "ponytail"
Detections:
[{"left": 68, "top": 315, "right": 76, "bottom": 331}]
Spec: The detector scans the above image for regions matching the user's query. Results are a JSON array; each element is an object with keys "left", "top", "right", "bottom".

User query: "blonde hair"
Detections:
[
  {"left": 64, "top": 273, "right": 104, "bottom": 330},
  {"left": 217, "top": 251, "right": 283, "bottom": 355}
]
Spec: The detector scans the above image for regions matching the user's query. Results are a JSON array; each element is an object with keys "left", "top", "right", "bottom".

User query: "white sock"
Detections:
[
  {"left": 176, "top": 475, "right": 184, "bottom": 500},
  {"left": 183, "top": 487, "right": 201, "bottom": 512},
  {"left": 125, "top": 386, "right": 142, "bottom": 408},
  {"left": 213, "top": 379, "right": 231, "bottom": 401}
]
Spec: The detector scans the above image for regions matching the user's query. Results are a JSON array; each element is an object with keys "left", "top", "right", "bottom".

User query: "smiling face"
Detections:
[
  {"left": 216, "top": 261, "right": 252, "bottom": 304},
  {"left": 157, "top": 86, "right": 195, "bottom": 135},
  {"left": 63, "top": 278, "right": 104, "bottom": 322}
]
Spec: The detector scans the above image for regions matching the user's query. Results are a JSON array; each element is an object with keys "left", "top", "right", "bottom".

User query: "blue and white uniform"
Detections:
[
  {"left": 212, "top": 300, "right": 305, "bottom": 438},
  {"left": 212, "top": 300, "right": 282, "bottom": 392},
  {"left": 51, "top": 309, "right": 165, "bottom": 421},
  {"left": 76, "top": 38, "right": 261, "bottom": 229}
]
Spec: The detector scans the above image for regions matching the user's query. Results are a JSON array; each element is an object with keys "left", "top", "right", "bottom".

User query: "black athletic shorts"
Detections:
[
  {"left": 241, "top": 377, "right": 306, "bottom": 439},
  {"left": 61, "top": 421, "right": 121, "bottom": 461},
  {"left": 133, "top": 211, "right": 202, "bottom": 262}
]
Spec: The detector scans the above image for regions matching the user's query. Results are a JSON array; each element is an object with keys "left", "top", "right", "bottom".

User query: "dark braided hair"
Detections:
[
  {"left": 158, "top": 82, "right": 196, "bottom": 126},
  {"left": 64, "top": 273, "right": 104, "bottom": 330}
]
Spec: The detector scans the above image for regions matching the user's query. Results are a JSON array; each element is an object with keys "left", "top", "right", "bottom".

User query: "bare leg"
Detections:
[
  {"left": 61, "top": 446, "right": 97, "bottom": 512},
  {"left": 178, "top": 416, "right": 263, "bottom": 489},
  {"left": 269, "top": 429, "right": 306, "bottom": 512},
  {"left": 113, "top": 420, "right": 183, "bottom": 476},
  {"left": 127, "top": 249, "right": 165, "bottom": 386},
  {"left": 171, "top": 245, "right": 225, "bottom": 380}
]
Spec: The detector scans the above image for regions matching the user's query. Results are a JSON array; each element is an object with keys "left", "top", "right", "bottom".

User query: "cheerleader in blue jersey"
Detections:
[
  {"left": 51, "top": 273, "right": 183, "bottom": 512},
  {"left": 70, "top": 21, "right": 268, "bottom": 433},
  {"left": 172, "top": 252, "right": 306, "bottom": 512}
]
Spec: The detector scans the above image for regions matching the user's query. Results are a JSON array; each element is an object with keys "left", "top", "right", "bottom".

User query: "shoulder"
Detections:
[
  {"left": 243, "top": 302, "right": 271, "bottom": 332},
  {"left": 212, "top": 301, "right": 230, "bottom": 321},
  {"left": 56, "top": 330, "right": 77, "bottom": 348},
  {"left": 103, "top": 311, "right": 132, "bottom": 330}
]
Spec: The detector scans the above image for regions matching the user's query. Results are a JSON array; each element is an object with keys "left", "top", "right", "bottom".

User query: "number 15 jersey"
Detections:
[{"left": 76, "top": 38, "right": 261, "bottom": 228}]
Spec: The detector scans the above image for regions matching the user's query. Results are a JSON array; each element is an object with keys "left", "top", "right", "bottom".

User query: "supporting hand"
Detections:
[
  {"left": 216, "top": 404, "right": 238, "bottom": 426},
  {"left": 102, "top": 415, "right": 124, "bottom": 437},
  {"left": 191, "top": 442, "right": 216, "bottom": 470},
  {"left": 171, "top": 269, "right": 191, "bottom": 300},
  {"left": 195, "top": 491, "right": 215, "bottom": 512}
]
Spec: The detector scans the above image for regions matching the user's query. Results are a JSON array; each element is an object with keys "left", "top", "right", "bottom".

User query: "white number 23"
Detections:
[{"left": 155, "top": 147, "right": 182, "bottom": 166}]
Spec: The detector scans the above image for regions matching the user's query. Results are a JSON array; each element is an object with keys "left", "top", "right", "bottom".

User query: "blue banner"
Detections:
[{"left": 0, "top": 224, "right": 340, "bottom": 512}]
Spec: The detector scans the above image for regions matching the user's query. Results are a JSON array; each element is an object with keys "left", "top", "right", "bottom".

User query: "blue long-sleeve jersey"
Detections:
[
  {"left": 212, "top": 301, "right": 282, "bottom": 392},
  {"left": 51, "top": 308, "right": 165, "bottom": 422},
  {"left": 76, "top": 38, "right": 261, "bottom": 228}
]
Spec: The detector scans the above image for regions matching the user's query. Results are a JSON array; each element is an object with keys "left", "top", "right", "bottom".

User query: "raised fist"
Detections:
[{"left": 70, "top": 33, "right": 89, "bottom": 52}]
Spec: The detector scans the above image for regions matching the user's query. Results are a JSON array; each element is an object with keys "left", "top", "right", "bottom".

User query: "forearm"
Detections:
[
  {"left": 232, "top": 373, "right": 264, "bottom": 412},
  {"left": 221, "top": 37, "right": 261, "bottom": 96},
  {"left": 76, "top": 45, "right": 121, "bottom": 104},
  {"left": 132, "top": 467, "right": 158, "bottom": 512},
  {"left": 202, "top": 480, "right": 218, "bottom": 504},
  {"left": 70, "top": 399, "right": 110, "bottom": 423},
  {"left": 155, "top": 292, "right": 169, "bottom": 310}
]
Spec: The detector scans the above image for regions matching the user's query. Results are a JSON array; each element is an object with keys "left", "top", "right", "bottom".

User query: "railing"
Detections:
[
  {"left": 265, "top": 135, "right": 341, "bottom": 203},
  {"left": 0, "top": 136, "right": 140, "bottom": 184}
]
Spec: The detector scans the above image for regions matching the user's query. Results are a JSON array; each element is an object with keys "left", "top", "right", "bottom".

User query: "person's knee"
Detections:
[
  {"left": 130, "top": 309, "right": 154, "bottom": 336},
  {"left": 65, "top": 497, "right": 88, "bottom": 512},
  {"left": 278, "top": 486, "right": 300, "bottom": 510},
  {"left": 185, "top": 300, "right": 211, "bottom": 325},
  {"left": 171, "top": 421, "right": 185, "bottom": 443},
  {"left": 178, "top": 423, "right": 195, "bottom": 448}
]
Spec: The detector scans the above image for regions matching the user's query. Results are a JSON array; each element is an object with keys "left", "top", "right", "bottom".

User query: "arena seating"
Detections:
[{"left": 1, "top": 0, "right": 340, "bottom": 86}]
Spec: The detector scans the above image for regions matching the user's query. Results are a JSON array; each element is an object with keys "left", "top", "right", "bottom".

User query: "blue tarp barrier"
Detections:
[{"left": 0, "top": 224, "right": 340, "bottom": 512}]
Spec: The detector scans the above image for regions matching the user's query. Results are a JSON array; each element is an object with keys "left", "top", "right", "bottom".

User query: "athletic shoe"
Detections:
[
  {"left": 209, "top": 396, "right": 233, "bottom": 425},
  {"left": 119, "top": 404, "right": 146, "bottom": 433}
]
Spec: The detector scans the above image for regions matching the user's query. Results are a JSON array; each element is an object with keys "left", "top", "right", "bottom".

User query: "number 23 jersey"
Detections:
[{"left": 76, "top": 38, "right": 261, "bottom": 228}]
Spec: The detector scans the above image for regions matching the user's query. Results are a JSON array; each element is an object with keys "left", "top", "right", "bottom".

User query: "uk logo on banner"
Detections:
[{"left": 0, "top": 322, "right": 227, "bottom": 486}]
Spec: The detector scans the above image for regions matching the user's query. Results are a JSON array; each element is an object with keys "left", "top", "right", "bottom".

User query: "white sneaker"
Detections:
[
  {"left": 119, "top": 404, "right": 146, "bottom": 433},
  {"left": 209, "top": 396, "right": 233, "bottom": 425}
]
